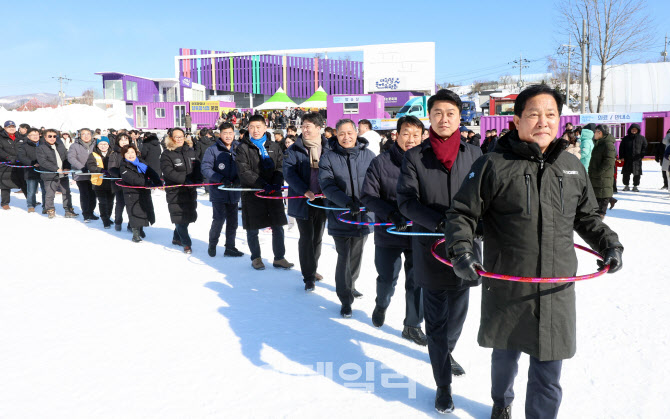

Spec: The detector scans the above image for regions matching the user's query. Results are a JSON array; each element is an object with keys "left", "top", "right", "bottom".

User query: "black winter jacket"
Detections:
[
  {"left": 397, "top": 138, "right": 482, "bottom": 290},
  {"left": 444, "top": 130, "right": 622, "bottom": 361},
  {"left": 620, "top": 123, "right": 648, "bottom": 176},
  {"left": 17, "top": 139, "right": 42, "bottom": 181},
  {"left": 36, "top": 140, "right": 71, "bottom": 182},
  {"left": 201, "top": 138, "right": 241, "bottom": 204},
  {"left": 360, "top": 143, "right": 411, "bottom": 249},
  {"left": 160, "top": 145, "right": 202, "bottom": 225},
  {"left": 119, "top": 159, "right": 162, "bottom": 228},
  {"left": 318, "top": 137, "right": 375, "bottom": 237},
  {"left": 236, "top": 133, "right": 287, "bottom": 230},
  {"left": 85, "top": 147, "right": 113, "bottom": 191},
  {"left": 0, "top": 129, "right": 26, "bottom": 189},
  {"left": 283, "top": 134, "right": 330, "bottom": 220},
  {"left": 141, "top": 134, "right": 163, "bottom": 177},
  {"left": 195, "top": 135, "right": 217, "bottom": 162}
]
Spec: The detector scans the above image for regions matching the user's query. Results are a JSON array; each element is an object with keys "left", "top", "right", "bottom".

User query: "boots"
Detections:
[
  {"left": 371, "top": 306, "right": 386, "bottom": 327},
  {"left": 132, "top": 228, "right": 142, "bottom": 243},
  {"left": 491, "top": 404, "right": 512, "bottom": 419},
  {"left": 435, "top": 385, "right": 454, "bottom": 414}
]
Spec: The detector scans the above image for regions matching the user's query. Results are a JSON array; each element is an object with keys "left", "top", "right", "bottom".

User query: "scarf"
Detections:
[
  {"left": 50, "top": 143, "right": 65, "bottom": 178},
  {"left": 126, "top": 158, "right": 147, "bottom": 174},
  {"left": 8, "top": 133, "right": 15, "bottom": 141},
  {"left": 428, "top": 127, "right": 461, "bottom": 170},
  {"left": 302, "top": 136, "right": 322, "bottom": 169},
  {"left": 250, "top": 134, "right": 270, "bottom": 161}
]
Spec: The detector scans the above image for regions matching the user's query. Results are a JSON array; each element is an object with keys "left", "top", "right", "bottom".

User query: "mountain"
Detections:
[{"left": 0, "top": 93, "right": 61, "bottom": 108}]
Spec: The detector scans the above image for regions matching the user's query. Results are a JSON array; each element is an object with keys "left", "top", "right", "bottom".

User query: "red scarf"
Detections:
[
  {"left": 8, "top": 133, "right": 16, "bottom": 141},
  {"left": 429, "top": 127, "right": 461, "bottom": 170}
]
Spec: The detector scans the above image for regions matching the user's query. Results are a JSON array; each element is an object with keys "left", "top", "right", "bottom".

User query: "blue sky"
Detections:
[{"left": 1, "top": 0, "right": 669, "bottom": 97}]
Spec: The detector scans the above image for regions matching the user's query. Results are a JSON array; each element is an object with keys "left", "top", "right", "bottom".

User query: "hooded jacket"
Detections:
[
  {"left": 0, "top": 129, "right": 26, "bottom": 189},
  {"left": 579, "top": 127, "right": 594, "bottom": 172},
  {"left": 588, "top": 133, "right": 617, "bottom": 198},
  {"left": 17, "top": 139, "right": 43, "bottom": 181},
  {"left": 620, "top": 123, "right": 648, "bottom": 176}
]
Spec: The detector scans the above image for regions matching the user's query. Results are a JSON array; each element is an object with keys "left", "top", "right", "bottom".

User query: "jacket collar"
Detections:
[{"left": 495, "top": 130, "right": 567, "bottom": 164}]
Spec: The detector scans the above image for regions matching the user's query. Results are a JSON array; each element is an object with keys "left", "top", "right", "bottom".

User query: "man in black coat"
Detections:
[
  {"left": 17, "top": 128, "right": 46, "bottom": 213},
  {"left": 444, "top": 85, "right": 623, "bottom": 419},
  {"left": 620, "top": 123, "right": 648, "bottom": 192},
  {"left": 140, "top": 133, "right": 163, "bottom": 177},
  {"left": 283, "top": 113, "right": 328, "bottom": 291},
  {"left": 396, "top": 89, "right": 483, "bottom": 414},
  {"left": 37, "top": 129, "right": 77, "bottom": 219},
  {"left": 236, "top": 114, "right": 294, "bottom": 271},
  {"left": 0, "top": 120, "right": 28, "bottom": 209},
  {"left": 361, "top": 115, "right": 426, "bottom": 346}
]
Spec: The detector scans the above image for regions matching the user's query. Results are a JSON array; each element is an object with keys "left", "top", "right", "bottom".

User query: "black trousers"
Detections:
[
  {"left": 296, "top": 206, "right": 327, "bottom": 282},
  {"left": 114, "top": 189, "right": 125, "bottom": 226},
  {"left": 209, "top": 202, "right": 239, "bottom": 248},
  {"left": 94, "top": 189, "right": 115, "bottom": 224},
  {"left": 374, "top": 246, "right": 422, "bottom": 327},
  {"left": 423, "top": 287, "right": 470, "bottom": 387},
  {"left": 491, "top": 349, "right": 563, "bottom": 419},
  {"left": 662, "top": 170, "right": 668, "bottom": 188},
  {"left": 76, "top": 180, "right": 97, "bottom": 218},
  {"left": 333, "top": 235, "right": 368, "bottom": 305},
  {"left": 596, "top": 198, "right": 609, "bottom": 216},
  {"left": 173, "top": 223, "right": 192, "bottom": 247},
  {"left": 622, "top": 173, "right": 640, "bottom": 187}
]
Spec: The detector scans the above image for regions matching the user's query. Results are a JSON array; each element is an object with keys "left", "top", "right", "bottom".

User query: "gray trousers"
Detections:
[{"left": 45, "top": 177, "right": 72, "bottom": 212}]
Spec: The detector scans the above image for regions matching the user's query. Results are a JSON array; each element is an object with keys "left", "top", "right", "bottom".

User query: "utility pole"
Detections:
[
  {"left": 662, "top": 33, "right": 668, "bottom": 62},
  {"left": 511, "top": 53, "right": 530, "bottom": 88},
  {"left": 580, "top": 19, "right": 587, "bottom": 113},
  {"left": 559, "top": 34, "right": 577, "bottom": 110},
  {"left": 52, "top": 74, "right": 71, "bottom": 106}
]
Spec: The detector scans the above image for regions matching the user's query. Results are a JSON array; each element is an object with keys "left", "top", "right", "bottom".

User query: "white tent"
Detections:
[
  {"left": 591, "top": 62, "right": 670, "bottom": 112},
  {"left": 0, "top": 104, "right": 132, "bottom": 132},
  {"left": 254, "top": 87, "right": 297, "bottom": 111}
]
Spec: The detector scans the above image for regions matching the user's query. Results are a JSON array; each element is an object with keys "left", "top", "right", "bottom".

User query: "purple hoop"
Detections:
[{"left": 336, "top": 210, "right": 414, "bottom": 227}]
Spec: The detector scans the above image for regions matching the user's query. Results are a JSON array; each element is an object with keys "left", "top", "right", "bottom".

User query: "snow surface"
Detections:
[
  {"left": 0, "top": 104, "right": 132, "bottom": 132},
  {"left": 1, "top": 162, "right": 668, "bottom": 418}
]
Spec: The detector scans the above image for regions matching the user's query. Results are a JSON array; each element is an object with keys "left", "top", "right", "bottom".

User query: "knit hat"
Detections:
[{"left": 97, "top": 136, "right": 110, "bottom": 145}]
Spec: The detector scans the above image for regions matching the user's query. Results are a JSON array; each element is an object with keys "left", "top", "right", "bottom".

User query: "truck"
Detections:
[
  {"left": 395, "top": 96, "right": 481, "bottom": 125},
  {"left": 460, "top": 100, "right": 482, "bottom": 125}
]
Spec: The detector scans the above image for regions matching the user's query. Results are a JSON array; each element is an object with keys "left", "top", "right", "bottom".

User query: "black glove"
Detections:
[
  {"left": 263, "top": 183, "right": 278, "bottom": 195},
  {"left": 435, "top": 218, "right": 447, "bottom": 233},
  {"left": 232, "top": 180, "right": 241, "bottom": 188},
  {"left": 388, "top": 211, "right": 409, "bottom": 232},
  {"left": 451, "top": 252, "right": 484, "bottom": 283},
  {"left": 221, "top": 180, "right": 234, "bottom": 188},
  {"left": 598, "top": 247, "right": 623, "bottom": 273},
  {"left": 347, "top": 201, "right": 361, "bottom": 216}
]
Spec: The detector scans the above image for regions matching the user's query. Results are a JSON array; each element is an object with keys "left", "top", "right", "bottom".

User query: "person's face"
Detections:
[
  {"left": 358, "top": 124, "right": 369, "bottom": 134},
  {"left": 397, "top": 124, "right": 422, "bottom": 152},
  {"left": 5, "top": 125, "right": 16, "bottom": 135},
  {"left": 631, "top": 127, "right": 639, "bottom": 135},
  {"left": 468, "top": 132, "right": 475, "bottom": 138},
  {"left": 336, "top": 122, "right": 358, "bottom": 149},
  {"left": 172, "top": 130, "right": 185, "bottom": 148},
  {"left": 429, "top": 101, "right": 460, "bottom": 138},
  {"left": 220, "top": 128, "right": 235, "bottom": 147},
  {"left": 274, "top": 133, "right": 283, "bottom": 142},
  {"left": 19, "top": 127, "right": 27, "bottom": 135},
  {"left": 45, "top": 132, "right": 58, "bottom": 145},
  {"left": 27, "top": 131, "right": 39, "bottom": 142},
  {"left": 118, "top": 137, "right": 129, "bottom": 148},
  {"left": 285, "top": 138, "right": 294, "bottom": 148},
  {"left": 391, "top": 132, "right": 397, "bottom": 141},
  {"left": 131, "top": 132, "right": 139, "bottom": 140},
  {"left": 249, "top": 121, "right": 267, "bottom": 140},
  {"left": 98, "top": 142, "right": 109, "bottom": 152},
  {"left": 513, "top": 94, "right": 560, "bottom": 152},
  {"left": 422, "top": 130, "right": 430, "bottom": 141},
  {"left": 566, "top": 124, "right": 573, "bottom": 131},
  {"left": 301, "top": 122, "right": 320, "bottom": 141},
  {"left": 124, "top": 148, "right": 137, "bottom": 160},
  {"left": 287, "top": 128, "right": 297, "bottom": 136},
  {"left": 324, "top": 131, "right": 332, "bottom": 139},
  {"left": 81, "top": 130, "right": 92, "bottom": 143},
  {"left": 594, "top": 130, "right": 603, "bottom": 140}
]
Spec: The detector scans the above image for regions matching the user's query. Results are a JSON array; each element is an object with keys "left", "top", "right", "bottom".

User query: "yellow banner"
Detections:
[{"left": 190, "top": 101, "right": 220, "bottom": 113}]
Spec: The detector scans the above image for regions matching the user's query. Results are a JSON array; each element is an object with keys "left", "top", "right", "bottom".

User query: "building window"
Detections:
[
  {"left": 136, "top": 106, "right": 148, "bottom": 128},
  {"left": 343, "top": 103, "right": 359, "bottom": 114},
  {"left": 155, "top": 108, "right": 165, "bottom": 118},
  {"left": 193, "top": 89, "right": 205, "bottom": 101},
  {"left": 126, "top": 81, "right": 138, "bottom": 101},
  {"left": 104, "top": 80, "right": 123, "bottom": 100},
  {"left": 174, "top": 105, "right": 186, "bottom": 127}
]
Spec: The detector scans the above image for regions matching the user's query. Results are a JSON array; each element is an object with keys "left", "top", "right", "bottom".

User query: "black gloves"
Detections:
[
  {"left": 435, "top": 218, "right": 447, "bottom": 233},
  {"left": 263, "top": 184, "right": 278, "bottom": 195},
  {"left": 347, "top": 201, "right": 361, "bottom": 216},
  {"left": 451, "top": 252, "right": 484, "bottom": 283},
  {"left": 598, "top": 247, "right": 623, "bottom": 273},
  {"left": 389, "top": 211, "right": 409, "bottom": 232}
]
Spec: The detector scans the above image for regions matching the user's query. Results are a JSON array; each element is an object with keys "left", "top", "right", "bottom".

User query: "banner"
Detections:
[
  {"left": 180, "top": 77, "right": 192, "bottom": 88},
  {"left": 333, "top": 95, "right": 372, "bottom": 104},
  {"left": 190, "top": 101, "right": 220, "bottom": 113},
  {"left": 579, "top": 112, "right": 643, "bottom": 124}
]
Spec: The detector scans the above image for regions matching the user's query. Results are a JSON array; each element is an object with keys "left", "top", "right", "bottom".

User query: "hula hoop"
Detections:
[
  {"left": 307, "top": 200, "right": 366, "bottom": 211},
  {"left": 430, "top": 238, "right": 609, "bottom": 283},
  {"left": 336, "top": 210, "right": 413, "bottom": 227},
  {"left": 255, "top": 190, "right": 325, "bottom": 200},
  {"left": 217, "top": 185, "right": 289, "bottom": 192},
  {"left": 34, "top": 169, "right": 82, "bottom": 175},
  {"left": 115, "top": 180, "right": 222, "bottom": 190},
  {"left": 0, "top": 162, "right": 35, "bottom": 168},
  {"left": 386, "top": 226, "right": 442, "bottom": 237}
]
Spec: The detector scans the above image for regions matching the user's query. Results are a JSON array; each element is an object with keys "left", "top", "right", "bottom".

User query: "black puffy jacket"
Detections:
[
  {"left": 0, "top": 129, "right": 26, "bottom": 189},
  {"left": 160, "top": 145, "right": 202, "bottom": 225},
  {"left": 17, "top": 139, "right": 42, "bottom": 181}
]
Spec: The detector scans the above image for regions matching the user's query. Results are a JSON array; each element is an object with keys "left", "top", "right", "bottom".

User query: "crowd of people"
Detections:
[{"left": 0, "top": 85, "right": 632, "bottom": 418}]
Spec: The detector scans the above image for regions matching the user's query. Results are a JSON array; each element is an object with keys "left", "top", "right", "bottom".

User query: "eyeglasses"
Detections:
[
  {"left": 301, "top": 125, "right": 316, "bottom": 129},
  {"left": 46, "top": 135, "right": 57, "bottom": 138}
]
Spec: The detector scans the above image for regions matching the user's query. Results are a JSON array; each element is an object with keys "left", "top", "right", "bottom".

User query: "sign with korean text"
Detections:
[
  {"left": 190, "top": 101, "right": 220, "bottom": 113},
  {"left": 579, "top": 113, "right": 643, "bottom": 124},
  {"left": 333, "top": 96, "right": 372, "bottom": 104},
  {"left": 180, "top": 77, "right": 192, "bottom": 88}
]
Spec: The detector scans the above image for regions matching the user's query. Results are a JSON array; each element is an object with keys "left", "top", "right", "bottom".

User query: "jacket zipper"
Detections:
[
  {"left": 558, "top": 176, "right": 564, "bottom": 214},
  {"left": 524, "top": 174, "right": 531, "bottom": 215},
  {"left": 346, "top": 154, "right": 357, "bottom": 220}
]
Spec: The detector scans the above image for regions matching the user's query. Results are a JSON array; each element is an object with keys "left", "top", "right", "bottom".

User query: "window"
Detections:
[
  {"left": 343, "top": 103, "right": 359, "bottom": 114},
  {"left": 162, "top": 87, "right": 177, "bottom": 102},
  {"left": 462, "top": 102, "right": 471, "bottom": 110},
  {"left": 193, "top": 89, "right": 205, "bottom": 101},
  {"left": 174, "top": 105, "right": 186, "bottom": 127},
  {"left": 155, "top": 108, "right": 165, "bottom": 118},
  {"left": 126, "top": 81, "right": 138, "bottom": 101},
  {"left": 104, "top": 80, "right": 123, "bottom": 100},
  {"left": 136, "top": 106, "right": 148, "bottom": 128}
]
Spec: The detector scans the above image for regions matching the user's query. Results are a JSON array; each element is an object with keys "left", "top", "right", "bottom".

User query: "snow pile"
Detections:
[
  {"left": 0, "top": 104, "right": 132, "bottom": 132},
  {"left": 0, "top": 162, "right": 667, "bottom": 418}
]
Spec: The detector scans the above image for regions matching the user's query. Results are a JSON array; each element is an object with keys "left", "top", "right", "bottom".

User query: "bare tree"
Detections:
[
  {"left": 557, "top": 0, "right": 656, "bottom": 112},
  {"left": 81, "top": 89, "right": 95, "bottom": 106}
]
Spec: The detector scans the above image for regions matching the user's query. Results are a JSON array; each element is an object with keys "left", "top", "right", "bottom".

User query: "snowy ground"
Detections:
[{"left": 1, "top": 161, "right": 668, "bottom": 418}]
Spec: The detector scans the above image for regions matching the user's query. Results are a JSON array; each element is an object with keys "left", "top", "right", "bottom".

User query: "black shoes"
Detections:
[
  {"left": 184, "top": 246, "right": 192, "bottom": 254},
  {"left": 632, "top": 186, "right": 639, "bottom": 192},
  {"left": 371, "top": 306, "right": 386, "bottom": 327},
  {"left": 208, "top": 245, "right": 216, "bottom": 257},
  {"left": 172, "top": 239, "right": 182, "bottom": 246},
  {"left": 224, "top": 247, "right": 244, "bottom": 257},
  {"left": 402, "top": 326, "right": 428, "bottom": 346},
  {"left": 132, "top": 228, "right": 142, "bottom": 243},
  {"left": 89, "top": 214, "right": 100, "bottom": 220},
  {"left": 340, "top": 304, "right": 352, "bottom": 318},
  {"left": 305, "top": 280, "right": 315, "bottom": 292},
  {"left": 450, "top": 354, "right": 465, "bottom": 376},
  {"left": 114, "top": 224, "right": 122, "bottom": 231},
  {"left": 609, "top": 197, "right": 618, "bottom": 209},
  {"left": 139, "top": 227, "right": 146, "bottom": 238},
  {"left": 435, "top": 385, "right": 454, "bottom": 414},
  {"left": 353, "top": 289, "right": 363, "bottom": 299},
  {"left": 623, "top": 185, "right": 630, "bottom": 191},
  {"left": 491, "top": 404, "right": 512, "bottom": 419}
]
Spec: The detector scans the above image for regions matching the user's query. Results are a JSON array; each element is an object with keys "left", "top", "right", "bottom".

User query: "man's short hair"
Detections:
[
  {"left": 45, "top": 128, "right": 58, "bottom": 136},
  {"left": 336, "top": 119, "right": 357, "bottom": 132},
  {"left": 219, "top": 122, "right": 234, "bottom": 131},
  {"left": 324, "top": 127, "right": 334, "bottom": 135},
  {"left": 287, "top": 125, "right": 297, "bottom": 132},
  {"left": 358, "top": 119, "right": 373, "bottom": 130},
  {"left": 514, "top": 85, "right": 563, "bottom": 118},
  {"left": 302, "top": 112, "right": 322, "bottom": 127},
  {"left": 428, "top": 89, "right": 462, "bottom": 114},
  {"left": 595, "top": 124, "right": 609, "bottom": 135},
  {"left": 19, "top": 123, "right": 30, "bottom": 130},
  {"left": 397, "top": 115, "right": 424, "bottom": 133},
  {"left": 80, "top": 128, "right": 92, "bottom": 135},
  {"left": 248, "top": 114, "right": 266, "bottom": 125},
  {"left": 26, "top": 128, "right": 39, "bottom": 135}
]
